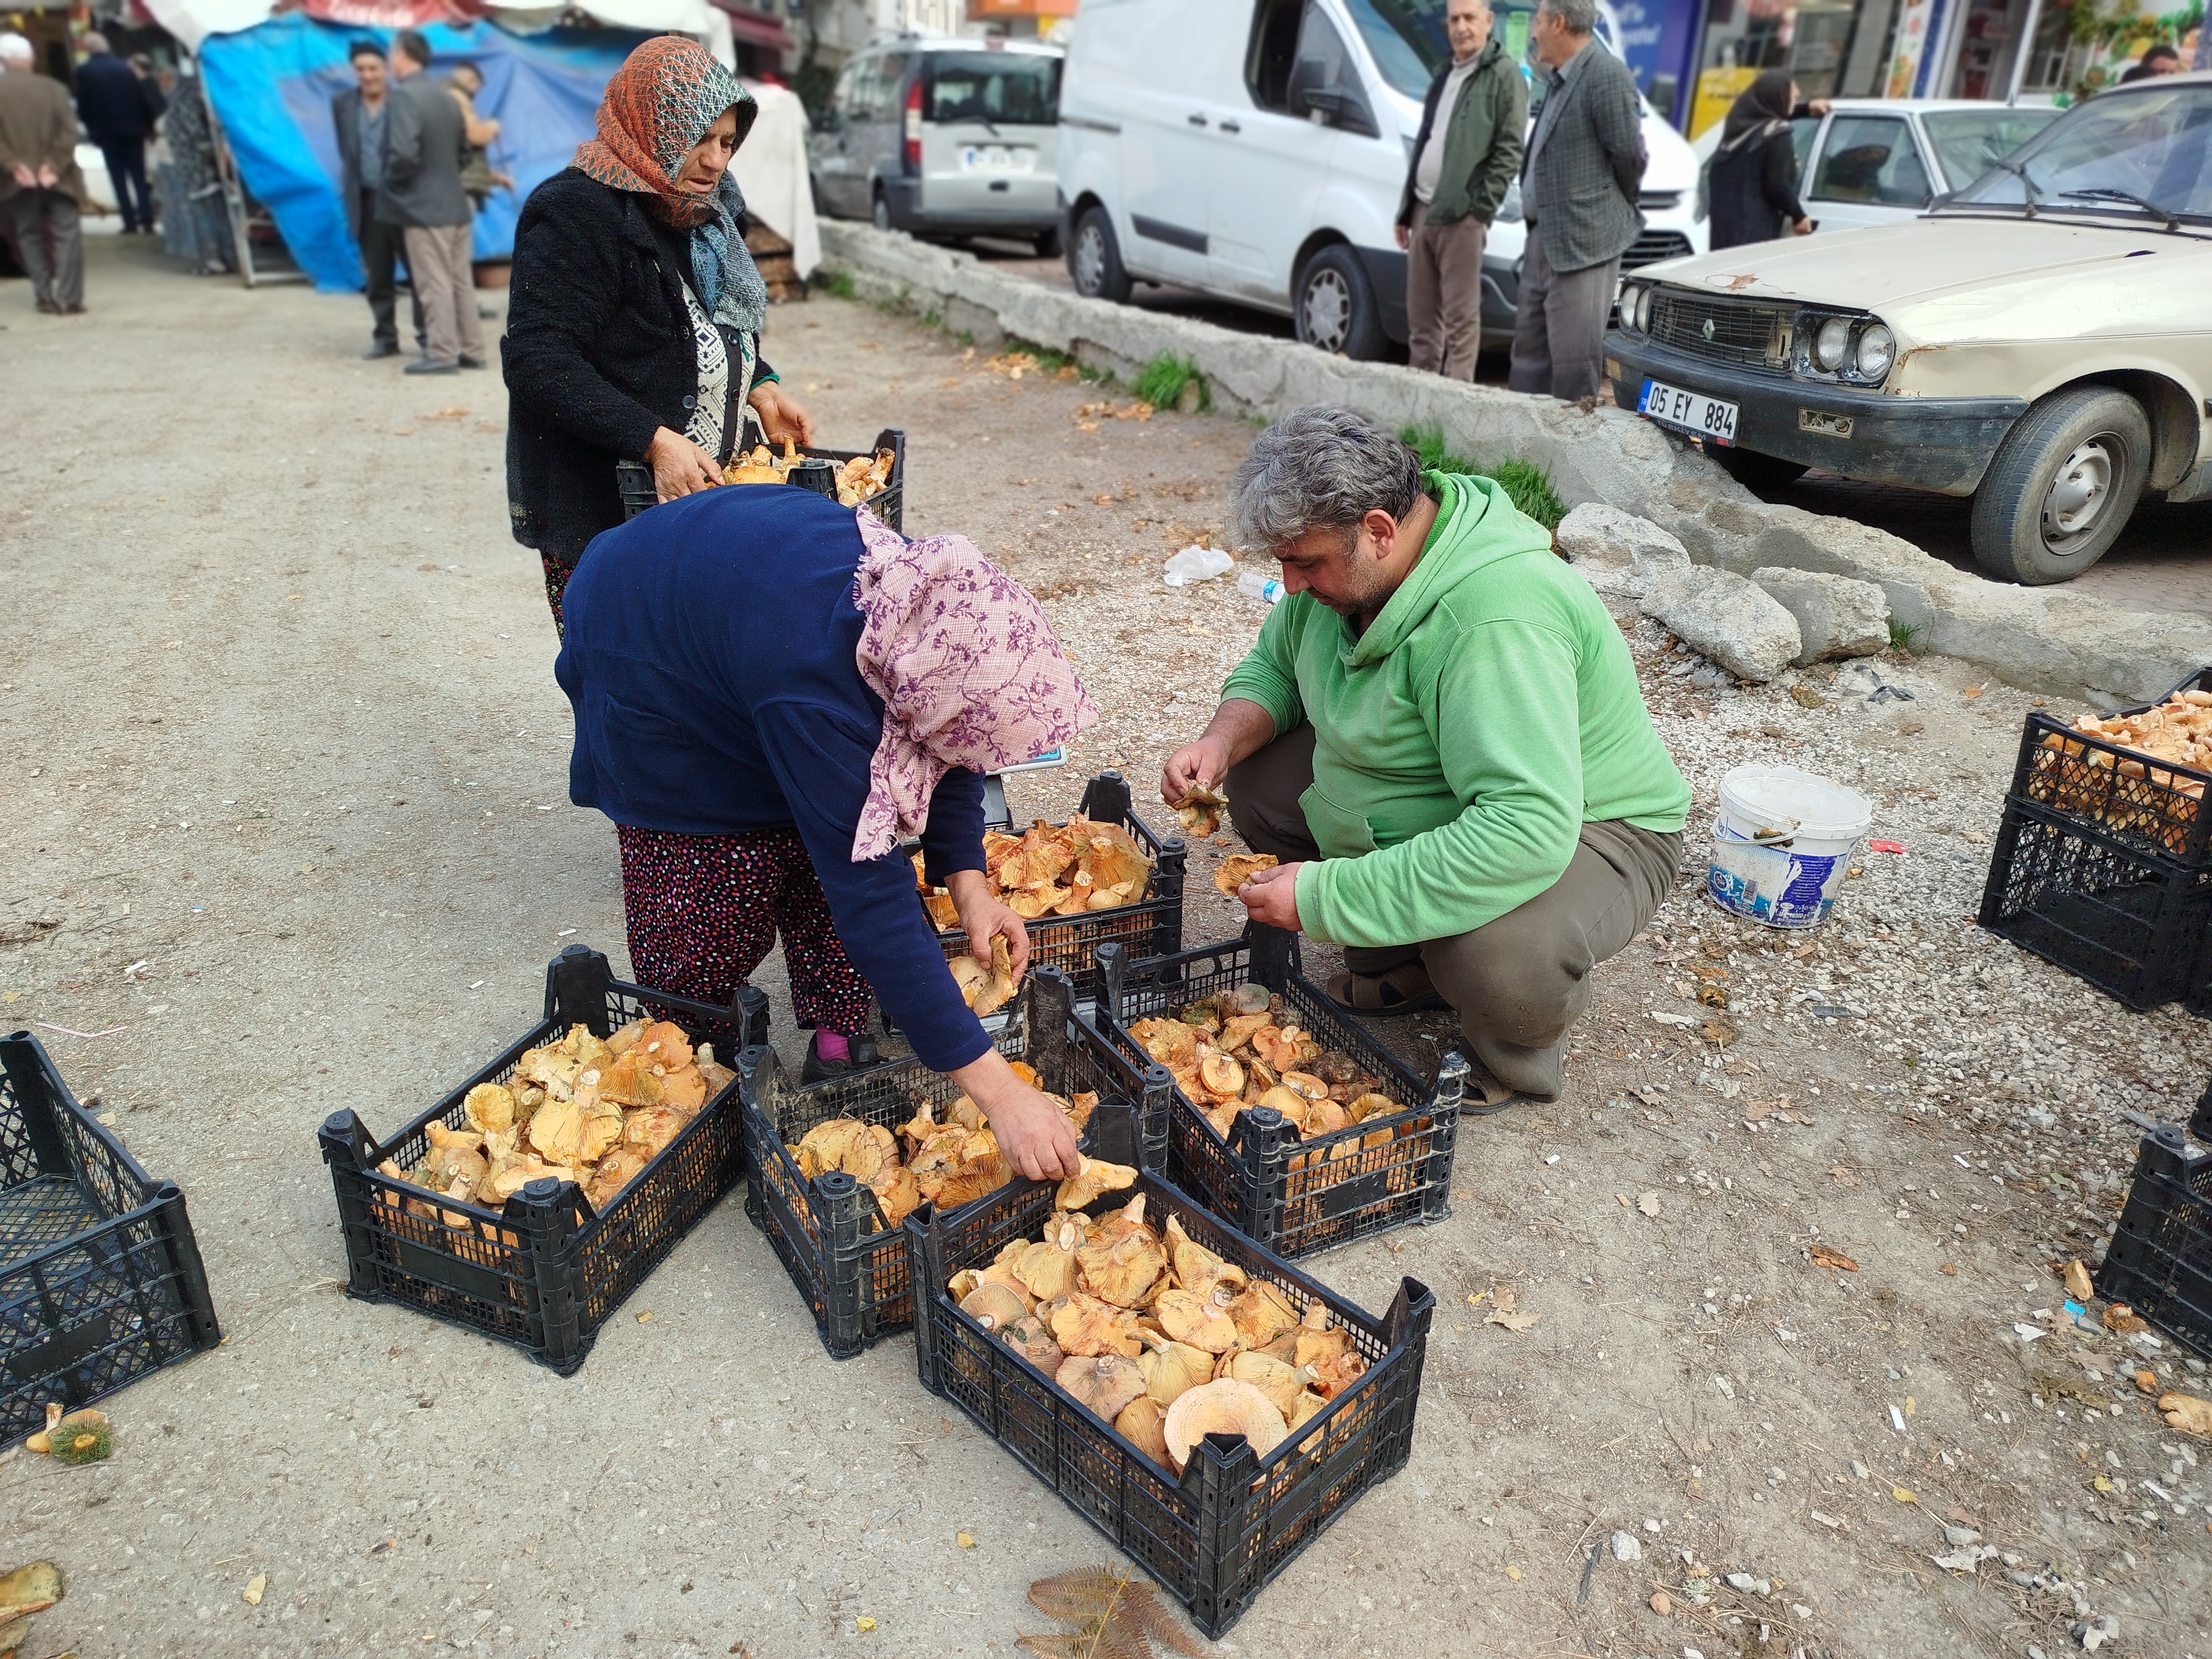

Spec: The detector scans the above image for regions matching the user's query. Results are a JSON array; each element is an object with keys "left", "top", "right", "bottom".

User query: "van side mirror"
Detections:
[{"left": 1296, "top": 84, "right": 1379, "bottom": 138}]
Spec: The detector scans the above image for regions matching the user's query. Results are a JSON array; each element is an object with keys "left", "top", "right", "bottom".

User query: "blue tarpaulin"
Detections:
[{"left": 199, "top": 15, "right": 640, "bottom": 292}]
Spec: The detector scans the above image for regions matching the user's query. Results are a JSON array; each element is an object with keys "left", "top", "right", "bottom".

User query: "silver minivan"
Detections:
[{"left": 808, "top": 35, "right": 1063, "bottom": 252}]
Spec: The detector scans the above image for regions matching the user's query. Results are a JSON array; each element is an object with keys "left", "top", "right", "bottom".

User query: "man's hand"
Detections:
[
  {"left": 35, "top": 163, "right": 57, "bottom": 189},
  {"left": 1161, "top": 735, "right": 1232, "bottom": 811},
  {"left": 1791, "top": 216, "right": 1814, "bottom": 236},
  {"left": 985, "top": 1083, "right": 1083, "bottom": 1180},
  {"left": 748, "top": 383, "right": 817, "bottom": 448},
  {"left": 10, "top": 163, "right": 36, "bottom": 188},
  {"left": 646, "top": 426, "right": 721, "bottom": 500},
  {"left": 1235, "top": 860, "right": 1303, "bottom": 930},
  {"left": 1394, "top": 222, "right": 1411, "bottom": 251},
  {"left": 946, "top": 868, "right": 1029, "bottom": 979}
]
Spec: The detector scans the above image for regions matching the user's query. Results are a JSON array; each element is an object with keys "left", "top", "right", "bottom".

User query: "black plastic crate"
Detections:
[
  {"left": 2, "top": 1031, "right": 221, "bottom": 1443},
  {"left": 1092, "top": 925, "right": 1468, "bottom": 1260},
  {"left": 740, "top": 969, "right": 1171, "bottom": 1359},
  {"left": 919, "top": 772, "right": 1186, "bottom": 1010},
  {"left": 318, "top": 947, "right": 768, "bottom": 1375},
  {"left": 2189, "top": 917, "right": 2212, "bottom": 1019},
  {"left": 1978, "top": 796, "right": 2212, "bottom": 1011},
  {"left": 2095, "top": 1108, "right": 2212, "bottom": 1357},
  {"left": 2007, "top": 667, "right": 2212, "bottom": 872},
  {"left": 616, "top": 426, "right": 906, "bottom": 532},
  {"left": 904, "top": 1100, "right": 1434, "bottom": 1639}
]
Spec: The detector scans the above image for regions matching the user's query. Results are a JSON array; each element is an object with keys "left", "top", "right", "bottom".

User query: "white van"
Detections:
[
  {"left": 1056, "top": 0, "right": 1705, "bottom": 358},
  {"left": 811, "top": 36, "right": 1064, "bottom": 252}
]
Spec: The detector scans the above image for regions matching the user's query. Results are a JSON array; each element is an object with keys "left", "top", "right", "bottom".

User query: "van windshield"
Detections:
[
  {"left": 1343, "top": 0, "right": 1449, "bottom": 98},
  {"left": 926, "top": 53, "right": 1061, "bottom": 126}
]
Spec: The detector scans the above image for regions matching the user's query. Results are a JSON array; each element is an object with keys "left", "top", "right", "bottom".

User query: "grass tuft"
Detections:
[
  {"left": 816, "top": 268, "right": 857, "bottom": 301},
  {"left": 1888, "top": 618, "right": 1925, "bottom": 655},
  {"left": 1133, "top": 354, "right": 1211, "bottom": 414},
  {"left": 1399, "top": 424, "right": 1567, "bottom": 531}
]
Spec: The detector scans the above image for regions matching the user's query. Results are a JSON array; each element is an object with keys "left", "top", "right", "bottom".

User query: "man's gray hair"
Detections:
[
  {"left": 82, "top": 30, "right": 111, "bottom": 53},
  {"left": 0, "top": 32, "right": 34, "bottom": 61},
  {"left": 1228, "top": 405, "right": 1423, "bottom": 551},
  {"left": 1537, "top": 0, "right": 1598, "bottom": 34}
]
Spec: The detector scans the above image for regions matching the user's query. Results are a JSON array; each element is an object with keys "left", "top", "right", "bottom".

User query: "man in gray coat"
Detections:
[
  {"left": 379, "top": 28, "right": 481, "bottom": 375},
  {"left": 1508, "top": 0, "right": 1645, "bottom": 401}
]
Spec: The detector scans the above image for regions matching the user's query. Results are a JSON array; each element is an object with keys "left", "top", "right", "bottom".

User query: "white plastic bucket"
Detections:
[{"left": 1705, "top": 764, "right": 1873, "bottom": 930}]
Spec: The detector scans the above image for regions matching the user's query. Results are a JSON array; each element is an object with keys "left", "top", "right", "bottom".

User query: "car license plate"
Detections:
[
  {"left": 1639, "top": 378, "right": 1739, "bottom": 445},
  {"left": 960, "top": 145, "right": 1034, "bottom": 175}
]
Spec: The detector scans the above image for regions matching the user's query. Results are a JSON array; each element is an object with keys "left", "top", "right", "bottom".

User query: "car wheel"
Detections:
[
  {"left": 1971, "top": 387, "right": 2150, "bottom": 585},
  {"left": 1294, "top": 245, "right": 1385, "bottom": 360},
  {"left": 1068, "top": 204, "right": 1131, "bottom": 304},
  {"left": 1032, "top": 226, "right": 1061, "bottom": 259},
  {"left": 871, "top": 190, "right": 894, "bottom": 233},
  {"left": 1711, "top": 445, "right": 1810, "bottom": 495}
]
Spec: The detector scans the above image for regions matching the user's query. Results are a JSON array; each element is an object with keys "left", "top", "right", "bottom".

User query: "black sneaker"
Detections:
[{"left": 800, "top": 1030, "right": 881, "bottom": 1084}]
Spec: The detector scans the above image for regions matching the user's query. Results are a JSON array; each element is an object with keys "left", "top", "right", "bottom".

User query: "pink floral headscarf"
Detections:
[{"left": 849, "top": 508, "right": 1099, "bottom": 862}]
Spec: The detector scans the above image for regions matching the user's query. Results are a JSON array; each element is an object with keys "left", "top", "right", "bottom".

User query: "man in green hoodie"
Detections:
[{"left": 1161, "top": 408, "right": 1689, "bottom": 1107}]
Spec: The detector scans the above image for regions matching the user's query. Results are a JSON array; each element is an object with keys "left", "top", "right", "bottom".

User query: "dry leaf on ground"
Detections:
[
  {"left": 1636, "top": 1191, "right": 1662, "bottom": 1217},
  {"left": 2064, "top": 1259, "right": 2094, "bottom": 1301},
  {"left": 1809, "top": 1244, "right": 1859, "bottom": 1271},
  {"left": 1485, "top": 1310, "right": 1541, "bottom": 1332}
]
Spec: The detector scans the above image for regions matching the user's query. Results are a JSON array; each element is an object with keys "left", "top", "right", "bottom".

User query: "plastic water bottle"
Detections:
[{"left": 1237, "top": 570, "right": 1284, "bottom": 606}]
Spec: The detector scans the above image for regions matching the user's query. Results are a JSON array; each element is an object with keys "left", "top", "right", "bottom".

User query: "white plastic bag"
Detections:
[{"left": 1162, "top": 545, "right": 1234, "bottom": 587}]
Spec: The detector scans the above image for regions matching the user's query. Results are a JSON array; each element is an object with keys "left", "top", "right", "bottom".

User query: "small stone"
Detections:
[
  {"left": 1650, "top": 1589, "right": 1673, "bottom": 1615},
  {"left": 2073, "top": 1612, "right": 2119, "bottom": 1650},
  {"left": 1724, "top": 1572, "right": 1772, "bottom": 1596},
  {"left": 1941, "top": 1524, "right": 1983, "bottom": 1546},
  {"left": 1611, "top": 1530, "right": 1643, "bottom": 1562},
  {"left": 1555, "top": 503, "right": 1691, "bottom": 598},
  {"left": 1713, "top": 1374, "right": 1735, "bottom": 1399},
  {"left": 1792, "top": 1603, "right": 1813, "bottom": 1619}
]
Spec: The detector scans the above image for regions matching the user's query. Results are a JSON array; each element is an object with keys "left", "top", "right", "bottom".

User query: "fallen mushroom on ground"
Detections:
[
  {"left": 785, "top": 1063, "right": 1096, "bottom": 1230},
  {"left": 951, "top": 1183, "right": 1366, "bottom": 1475},
  {"left": 915, "top": 816, "right": 1153, "bottom": 929},
  {"left": 24, "top": 1403, "right": 112, "bottom": 1465},
  {"left": 375, "top": 1019, "right": 736, "bottom": 1222}
]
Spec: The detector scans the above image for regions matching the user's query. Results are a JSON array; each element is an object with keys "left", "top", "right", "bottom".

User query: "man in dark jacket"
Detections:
[
  {"left": 75, "top": 33, "right": 155, "bottom": 233},
  {"left": 379, "top": 28, "right": 481, "bottom": 375},
  {"left": 1508, "top": 0, "right": 1645, "bottom": 401},
  {"left": 331, "top": 38, "right": 421, "bottom": 359},
  {"left": 1395, "top": 0, "right": 1525, "bottom": 380}
]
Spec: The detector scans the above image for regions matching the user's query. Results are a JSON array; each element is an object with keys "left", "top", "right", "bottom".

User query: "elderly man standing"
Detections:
[
  {"left": 1161, "top": 407, "right": 1688, "bottom": 1108},
  {"left": 1508, "top": 0, "right": 1645, "bottom": 401},
  {"left": 1395, "top": 0, "right": 1524, "bottom": 380},
  {"left": 381, "top": 28, "right": 482, "bottom": 375},
  {"left": 333, "top": 38, "right": 421, "bottom": 359},
  {"left": 75, "top": 33, "right": 156, "bottom": 235},
  {"left": 0, "top": 31, "right": 87, "bottom": 315}
]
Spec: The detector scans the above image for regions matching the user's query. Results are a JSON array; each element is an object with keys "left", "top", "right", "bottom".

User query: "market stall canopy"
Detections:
[
  {"left": 146, "top": 0, "right": 735, "bottom": 64},
  {"left": 166, "top": 4, "right": 814, "bottom": 293}
]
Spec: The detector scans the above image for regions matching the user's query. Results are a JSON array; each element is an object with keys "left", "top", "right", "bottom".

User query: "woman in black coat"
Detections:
[
  {"left": 1707, "top": 70, "right": 1828, "bottom": 251},
  {"left": 503, "top": 36, "right": 814, "bottom": 627}
]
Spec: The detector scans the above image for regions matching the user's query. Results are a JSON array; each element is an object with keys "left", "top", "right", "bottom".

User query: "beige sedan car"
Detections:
[{"left": 1606, "top": 75, "right": 2212, "bottom": 584}]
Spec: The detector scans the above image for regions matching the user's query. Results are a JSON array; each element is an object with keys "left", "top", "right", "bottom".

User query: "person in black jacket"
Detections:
[
  {"left": 504, "top": 35, "right": 813, "bottom": 628},
  {"left": 75, "top": 32, "right": 155, "bottom": 234},
  {"left": 331, "top": 39, "right": 421, "bottom": 359},
  {"left": 1706, "top": 70, "right": 1828, "bottom": 251}
]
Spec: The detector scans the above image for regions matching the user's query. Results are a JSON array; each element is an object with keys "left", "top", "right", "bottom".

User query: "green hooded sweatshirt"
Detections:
[{"left": 1219, "top": 471, "right": 1691, "bottom": 951}]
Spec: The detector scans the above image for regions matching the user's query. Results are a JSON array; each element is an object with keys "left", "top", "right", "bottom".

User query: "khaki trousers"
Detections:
[
  {"left": 1405, "top": 203, "right": 1487, "bottom": 380},
  {"left": 1227, "top": 723, "right": 1681, "bottom": 1099},
  {"left": 403, "top": 221, "right": 484, "bottom": 365},
  {"left": 1506, "top": 228, "right": 1619, "bottom": 402}
]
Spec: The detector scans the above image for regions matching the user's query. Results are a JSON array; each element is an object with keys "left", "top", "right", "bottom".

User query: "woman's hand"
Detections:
[
  {"left": 646, "top": 426, "right": 721, "bottom": 501},
  {"left": 1235, "top": 860, "right": 1303, "bottom": 931},
  {"left": 748, "top": 383, "right": 817, "bottom": 448},
  {"left": 946, "top": 868, "right": 1029, "bottom": 979},
  {"left": 1791, "top": 216, "right": 1815, "bottom": 236},
  {"left": 948, "top": 1050, "right": 1081, "bottom": 1180}
]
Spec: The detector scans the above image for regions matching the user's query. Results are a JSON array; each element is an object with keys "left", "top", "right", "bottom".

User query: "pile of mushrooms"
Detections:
[{"left": 950, "top": 1163, "right": 1369, "bottom": 1475}]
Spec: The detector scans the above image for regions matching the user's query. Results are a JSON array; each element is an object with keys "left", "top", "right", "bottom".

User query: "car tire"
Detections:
[
  {"left": 871, "top": 190, "right": 894, "bottom": 233},
  {"left": 1032, "top": 226, "right": 1062, "bottom": 259},
  {"left": 1970, "top": 386, "right": 2150, "bottom": 585},
  {"left": 1068, "top": 204, "right": 1131, "bottom": 304},
  {"left": 1711, "top": 445, "right": 1809, "bottom": 495},
  {"left": 1294, "top": 244, "right": 1385, "bottom": 361}
]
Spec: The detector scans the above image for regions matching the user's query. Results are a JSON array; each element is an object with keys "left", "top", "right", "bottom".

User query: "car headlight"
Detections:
[
  {"left": 1636, "top": 285, "right": 1655, "bottom": 332},
  {"left": 1618, "top": 283, "right": 1643, "bottom": 332},
  {"left": 1813, "top": 316, "right": 1851, "bottom": 373},
  {"left": 1855, "top": 323, "right": 1894, "bottom": 380}
]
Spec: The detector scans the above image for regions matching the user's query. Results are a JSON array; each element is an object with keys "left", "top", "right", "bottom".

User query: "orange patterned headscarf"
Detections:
[{"left": 572, "top": 35, "right": 756, "bottom": 231}]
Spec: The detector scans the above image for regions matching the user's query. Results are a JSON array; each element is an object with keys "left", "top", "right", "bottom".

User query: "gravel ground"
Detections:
[{"left": 3, "top": 241, "right": 2210, "bottom": 1659}]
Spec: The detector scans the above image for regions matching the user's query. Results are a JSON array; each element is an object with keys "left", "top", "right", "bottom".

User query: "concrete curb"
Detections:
[{"left": 817, "top": 222, "right": 2212, "bottom": 707}]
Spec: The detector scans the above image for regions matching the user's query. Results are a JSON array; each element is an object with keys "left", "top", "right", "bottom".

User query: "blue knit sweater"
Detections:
[{"left": 556, "top": 486, "right": 989, "bottom": 1071}]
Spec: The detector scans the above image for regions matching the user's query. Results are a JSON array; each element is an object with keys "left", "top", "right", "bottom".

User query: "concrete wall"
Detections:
[{"left": 817, "top": 222, "right": 2212, "bottom": 708}]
